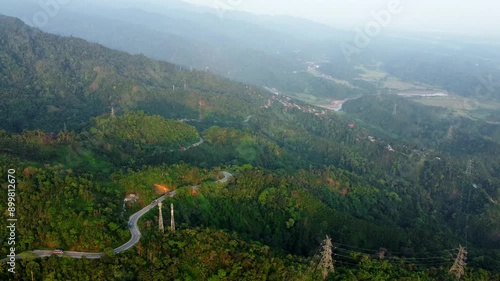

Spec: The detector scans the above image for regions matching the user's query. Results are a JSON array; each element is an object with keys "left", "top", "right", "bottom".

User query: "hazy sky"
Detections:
[{"left": 182, "top": 0, "right": 500, "bottom": 34}]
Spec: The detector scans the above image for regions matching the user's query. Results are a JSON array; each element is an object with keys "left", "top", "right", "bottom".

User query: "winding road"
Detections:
[{"left": 2, "top": 172, "right": 233, "bottom": 261}]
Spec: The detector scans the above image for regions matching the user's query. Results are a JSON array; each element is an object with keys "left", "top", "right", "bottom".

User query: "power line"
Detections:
[
  {"left": 334, "top": 260, "right": 360, "bottom": 267},
  {"left": 398, "top": 256, "right": 453, "bottom": 261},
  {"left": 333, "top": 242, "right": 456, "bottom": 255},
  {"left": 336, "top": 252, "right": 453, "bottom": 264},
  {"left": 310, "top": 237, "right": 467, "bottom": 273},
  {"left": 334, "top": 253, "right": 361, "bottom": 260},
  {"left": 333, "top": 256, "right": 452, "bottom": 269},
  {"left": 333, "top": 247, "right": 454, "bottom": 268}
]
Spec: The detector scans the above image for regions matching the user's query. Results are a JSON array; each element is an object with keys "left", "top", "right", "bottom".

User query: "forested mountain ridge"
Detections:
[
  {"left": 0, "top": 1, "right": 368, "bottom": 102},
  {"left": 0, "top": 15, "right": 267, "bottom": 133},
  {"left": 0, "top": 14, "right": 499, "bottom": 280},
  {"left": 4, "top": 0, "right": 499, "bottom": 107}
]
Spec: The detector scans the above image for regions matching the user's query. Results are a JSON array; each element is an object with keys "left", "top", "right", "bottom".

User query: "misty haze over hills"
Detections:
[{"left": 2, "top": 0, "right": 500, "bottom": 107}]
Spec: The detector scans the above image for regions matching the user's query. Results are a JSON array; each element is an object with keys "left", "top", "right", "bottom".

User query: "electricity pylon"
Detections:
[
  {"left": 449, "top": 245, "right": 467, "bottom": 280},
  {"left": 158, "top": 202, "right": 164, "bottom": 233},
  {"left": 466, "top": 160, "right": 473, "bottom": 177},
  {"left": 447, "top": 125, "right": 454, "bottom": 139},
  {"left": 319, "top": 235, "right": 335, "bottom": 280},
  {"left": 170, "top": 203, "right": 175, "bottom": 233}
]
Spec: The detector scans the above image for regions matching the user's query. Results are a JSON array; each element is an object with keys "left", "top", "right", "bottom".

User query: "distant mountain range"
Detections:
[{"left": 3, "top": 0, "right": 499, "bottom": 103}]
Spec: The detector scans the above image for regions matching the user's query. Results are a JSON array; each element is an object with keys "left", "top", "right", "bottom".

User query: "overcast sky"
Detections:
[{"left": 182, "top": 0, "right": 500, "bottom": 34}]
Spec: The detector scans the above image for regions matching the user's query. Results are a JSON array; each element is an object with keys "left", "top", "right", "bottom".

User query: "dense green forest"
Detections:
[
  {"left": 0, "top": 15, "right": 499, "bottom": 280},
  {"left": 0, "top": 15, "right": 267, "bottom": 133},
  {"left": 4, "top": 227, "right": 496, "bottom": 281}
]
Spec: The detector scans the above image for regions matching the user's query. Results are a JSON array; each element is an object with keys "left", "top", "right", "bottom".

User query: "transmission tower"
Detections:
[
  {"left": 392, "top": 103, "right": 398, "bottom": 116},
  {"left": 170, "top": 203, "right": 176, "bottom": 233},
  {"left": 319, "top": 235, "right": 335, "bottom": 280},
  {"left": 449, "top": 245, "right": 467, "bottom": 280},
  {"left": 447, "top": 125, "right": 454, "bottom": 140},
  {"left": 465, "top": 160, "right": 473, "bottom": 177},
  {"left": 158, "top": 202, "right": 164, "bottom": 233}
]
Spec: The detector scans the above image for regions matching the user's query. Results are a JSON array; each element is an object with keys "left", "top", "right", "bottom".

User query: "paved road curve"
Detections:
[{"left": 2, "top": 172, "right": 232, "bottom": 261}]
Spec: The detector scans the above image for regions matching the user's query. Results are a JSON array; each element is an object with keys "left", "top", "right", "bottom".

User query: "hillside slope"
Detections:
[{"left": 0, "top": 15, "right": 267, "bottom": 133}]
